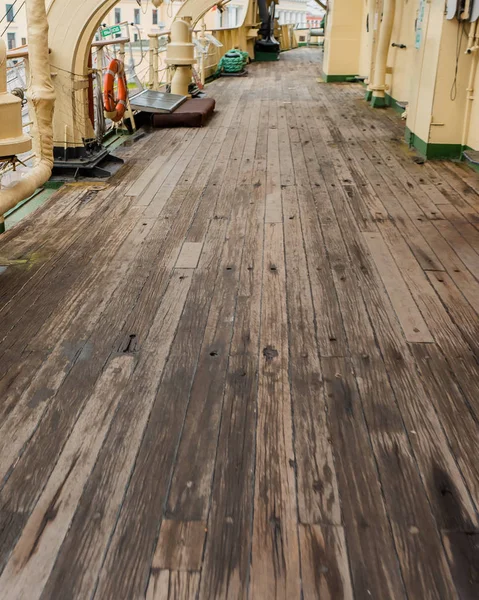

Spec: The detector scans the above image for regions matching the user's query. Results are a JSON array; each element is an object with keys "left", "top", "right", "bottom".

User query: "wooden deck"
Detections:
[{"left": 0, "top": 48, "right": 478, "bottom": 599}]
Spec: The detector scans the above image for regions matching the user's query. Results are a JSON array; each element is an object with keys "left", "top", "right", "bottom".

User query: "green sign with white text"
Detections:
[{"left": 100, "top": 25, "right": 121, "bottom": 37}]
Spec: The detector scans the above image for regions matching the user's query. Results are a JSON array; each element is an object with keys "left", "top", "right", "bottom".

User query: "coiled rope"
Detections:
[{"left": 215, "top": 49, "right": 249, "bottom": 77}]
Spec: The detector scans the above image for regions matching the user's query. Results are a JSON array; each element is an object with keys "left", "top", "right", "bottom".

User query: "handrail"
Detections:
[
  {"left": 91, "top": 37, "right": 131, "bottom": 48},
  {"left": 6, "top": 45, "right": 30, "bottom": 59}
]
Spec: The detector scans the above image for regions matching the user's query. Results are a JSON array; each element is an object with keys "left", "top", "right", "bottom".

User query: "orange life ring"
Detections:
[{"left": 103, "top": 59, "right": 128, "bottom": 122}]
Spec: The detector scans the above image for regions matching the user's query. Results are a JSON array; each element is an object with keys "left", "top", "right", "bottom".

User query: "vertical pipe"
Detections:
[
  {"left": 87, "top": 50, "right": 95, "bottom": 128},
  {"left": 365, "top": 0, "right": 380, "bottom": 100},
  {"left": 371, "top": 0, "right": 396, "bottom": 107},
  {"left": 148, "top": 34, "right": 159, "bottom": 90},
  {"left": 0, "top": 0, "right": 56, "bottom": 217},
  {"left": 461, "top": 21, "right": 479, "bottom": 148}
]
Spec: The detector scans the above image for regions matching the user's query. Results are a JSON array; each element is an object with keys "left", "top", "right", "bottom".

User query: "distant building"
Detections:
[
  {"left": 2, "top": 2, "right": 28, "bottom": 49},
  {"left": 276, "top": 0, "right": 308, "bottom": 27},
  {"left": 2, "top": 0, "right": 310, "bottom": 50},
  {"left": 306, "top": 14, "right": 324, "bottom": 28}
]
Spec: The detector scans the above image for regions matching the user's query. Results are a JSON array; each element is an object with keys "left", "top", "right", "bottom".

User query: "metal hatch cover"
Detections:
[{"left": 129, "top": 90, "right": 188, "bottom": 114}]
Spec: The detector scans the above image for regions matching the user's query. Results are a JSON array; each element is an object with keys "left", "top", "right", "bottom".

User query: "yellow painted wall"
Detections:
[
  {"left": 323, "top": 0, "right": 365, "bottom": 76},
  {"left": 385, "top": 0, "right": 417, "bottom": 103},
  {"left": 358, "top": 0, "right": 371, "bottom": 77},
  {"left": 405, "top": 0, "right": 444, "bottom": 144},
  {"left": 428, "top": 17, "right": 471, "bottom": 145}
]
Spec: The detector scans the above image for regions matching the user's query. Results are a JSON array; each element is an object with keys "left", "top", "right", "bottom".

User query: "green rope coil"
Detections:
[{"left": 215, "top": 49, "right": 249, "bottom": 76}]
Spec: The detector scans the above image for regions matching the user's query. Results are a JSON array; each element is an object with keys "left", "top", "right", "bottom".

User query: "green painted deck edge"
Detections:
[
  {"left": 321, "top": 72, "right": 358, "bottom": 83},
  {"left": 4, "top": 186, "right": 59, "bottom": 231},
  {"left": 43, "top": 180, "right": 64, "bottom": 189},
  {"left": 405, "top": 126, "right": 463, "bottom": 159}
]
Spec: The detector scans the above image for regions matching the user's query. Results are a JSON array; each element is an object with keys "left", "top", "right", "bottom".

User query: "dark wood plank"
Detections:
[
  {"left": 251, "top": 222, "right": 301, "bottom": 599},
  {"left": 322, "top": 357, "right": 406, "bottom": 598},
  {"left": 0, "top": 355, "right": 135, "bottom": 598},
  {"left": 443, "top": 532, "right": 479, "bottom": 599},
  {"left": 198, "top": 99, "right": 264, "bottom": 600},
  {"left": 150, "top": 521, "right": 206, "bottom": 571},
  {"left": 39, "top": 268, "right": 194, "bottom": 600},
  {"left": 146, "top": 570, "right": 200, "bottom": 600},
  {"left": 283, "top": 185, "right": 341, "bottom": 525},
  {"left": 299, "top": 524, "right": 353, "bottom": 600}
]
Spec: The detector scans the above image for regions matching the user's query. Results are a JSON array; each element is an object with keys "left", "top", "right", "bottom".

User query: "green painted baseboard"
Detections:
[
  {"left": 385, "top": 93, "right": 406, "bottom": 114},
  {"left": 405, "top": 127, "right": 463, "bottom": 160},
  {"left": 320, "top": 71, "right": 358, "bottom": 83},
  {"left": 370, "top": 95, "right": 386, "bottom": 108},
  {"left": 254, "top": 51, "right": 279, "bottom": 62}
]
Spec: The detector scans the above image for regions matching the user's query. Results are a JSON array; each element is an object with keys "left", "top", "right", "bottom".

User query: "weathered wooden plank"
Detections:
[
  {"left": 0, "top": 185, "right": 119, "bottom": 329},
  {"left": 414, "top": 215, "right": 479, "bottom": 313},
  {"left": 265, "top": 129, "right": 283, "bottom": 223},
  {"left": 307, "top": 90, "right": 444, "bottom": 272},
  {"left": 166, "top": 92, "right": 256, "bottom": 520},
  {"left": 142, "top": 128, "right": 209, "bottom": 214},
  {"left": 38, "top": 269, "right": 194, "bottom": 600},
  {"left": 287, "top": 133, "right": 348, "bottom": 357},
  {"left": 299, "top": 525, "right": 354, "bottom": 600},
  {"left": 132, "top": 129, "right": 200, "bottom": 206},
  {"left": 198, "top": 104, "right": 265, "bottom": 599},
  {"left": 352, "top": 353, "right": 459, "bottom": 598},
  {"left": 251, "top": 222, "right": 300, "bottom": 599},
  {"left": 89, "top": 222, "right": 236, "bottom": 598},
  {"left": 143, "top": 126, "right": 228, "bottom": 220},
  {"left": 27, "top": 216, "right": 155, "bottom": 353},
  {"left": 373, "top": 216, "right": 479, "bottom": 423},
  {"left": 146, "top": 570, "right": 200, "bottom": 600},
  {"left": 432, "top": 216, "right": 479, "bottom": 280},
  {"left": 442, "top": 532, "right": 479, "bottom": 599},
  {"left": 165, "top": 192, "right": 246, "bottom": 520},
  {"left": 435, "top": 202, "right": 479, "bottom": 251},
  {"left": 0, "top": 355, "right": 135, "bottom": 600},
  {"left": 411, "top": 343, "right": 479, "bottom": 505},
  {"left": 175, "top": 242, "right": 203, "bottom": 269},
  {"left": 277, "top": 97, "right": 295, "bottom": 186},
  {"left": 312, "top": 126, "right": 479, "bottom": 531},
  {"left": 0, "top": 204, "right": 142, "bottom": 485},
  {"left": 364, "top": 259, "right": 477, "bottom": 531},
  {"left": 150, "top": 521, "right": 206, "bottom": 571},
  {"left": 124, "top": 129, "right": 186, "bottom": 197},
  {"left": 426, "top": 271, "right": 479, "bottom": 357},
  {"left": 363, "top": 231, "right": 434, "bottom": 343},
  {"left": 283, "top": 185, "right": 341, "bottom": 524},
  {"left": 322, "top": 357, "right": 405, "bottom": 598}
]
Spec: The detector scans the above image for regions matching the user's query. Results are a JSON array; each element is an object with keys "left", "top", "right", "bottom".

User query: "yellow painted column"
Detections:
[{"left": 322, "top": 0, "right": 366, "bottom": 81}]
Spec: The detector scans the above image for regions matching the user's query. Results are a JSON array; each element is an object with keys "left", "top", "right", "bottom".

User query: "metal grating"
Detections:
[{"left": 129, "top": 90, "right": 187, "bottom": 114}]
